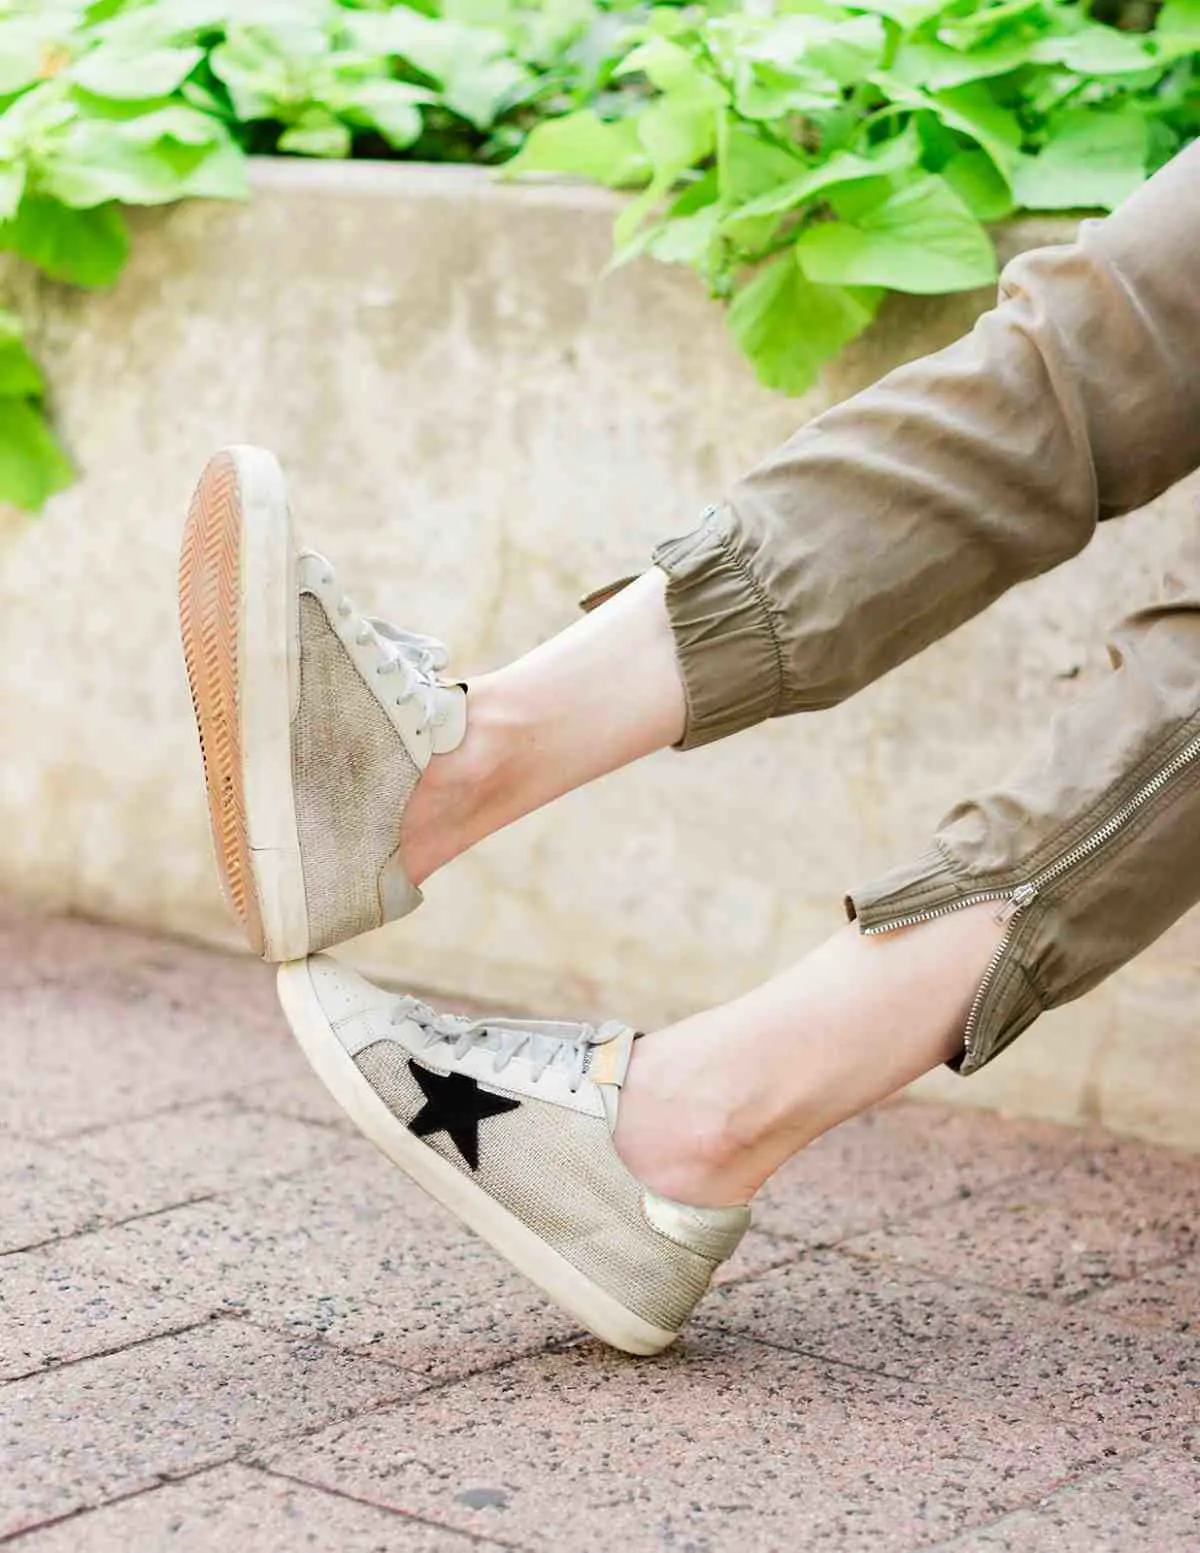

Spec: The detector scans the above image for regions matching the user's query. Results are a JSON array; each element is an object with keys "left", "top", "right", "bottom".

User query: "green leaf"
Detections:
[
  {"left": 503, "top": 110, "right": 650, "bottom": 187},
  {"left": 728, "top": 249, "right": 880, "bottom": 396},
  {"left": 1030, "top": 27, "right": 1159, "bottom": 76},
  {"left": 1012, "top": 107, "right": 1148, "bottom": 212},
  {"left": 717, "top": 122, "right": 807, "bottom": 206},
  {"left": 796, "top": 173, "right": 997, "bottom": 294},
  {"left": 723, "top": 128, "right": 919, "bottom": 242},
  {"left": 0, "top": 308, "right": 42, "bottom": 397},
  {"left": 277, "top": 110, "right": 351, "bottom": 159},
  {"left": 337, "top": 79, "right": 427, "bottom": 151},
  {"left": 1, "top": 195, "right": 129, "bottom": 286},
  {"left": 0, "top": 158, "right": 24, "bottom": 222},
  {"left": 941, "top": 149, "right": 1015, "bottom": 221},
  {"left": 1158, "top": 0, "right": 1200, "bottom": 36},
  {"left": 890, "top": 35, "right": 1032, "bottom": 92},
  {"left": 39, "top": 117, "right": 246, "bottom": 207},
  {"left": 70, "top": 44, "right": 203, "bottom": 100},
  {"left": 840, "top": 0, "right": 950, "bottom": 29},
  {"left": 0, "top": 397, "right": 73, "bottom": 514}
]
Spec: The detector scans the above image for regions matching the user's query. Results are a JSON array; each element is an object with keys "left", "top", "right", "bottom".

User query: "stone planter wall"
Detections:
[{"left": 2, "top": 160, "right": 1196, "bottom": 1144}]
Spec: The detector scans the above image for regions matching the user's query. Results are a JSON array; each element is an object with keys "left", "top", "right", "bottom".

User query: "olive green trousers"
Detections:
[{"left": 652, "top": 140, "right": 1200, "bottom": 1074}]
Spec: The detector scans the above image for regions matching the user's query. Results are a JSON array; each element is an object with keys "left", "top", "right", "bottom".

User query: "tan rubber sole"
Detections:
[{"left": 179, "top": 452, "right": 266, "bottom": 956}]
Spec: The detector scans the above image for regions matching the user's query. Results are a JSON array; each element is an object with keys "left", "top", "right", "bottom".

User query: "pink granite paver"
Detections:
[
  {"left": 754, "top": 1100, "right": 1079, "bottom": 1246},
  {"left": 0, "top": 1318, "right": 421, "bottom": 1539},
  {"left": 7, "top": 1464, "right": 497, "bottom": 1551},
  {"left": 258, "top": 1333, "right": 1117, "bottom": 1552},
  {"left": 2, "top": 911, "right": 1196, "bottom": 1551},
  {"left": 1079, "top": 1250, "right": 1199, "bottom": 1337},
  {"left": 935, "top": 1450, "right": 1200, "bottom": 1551},
  {"left": 843, "top": 1137, "right": 1199, "bottom": 1301}
]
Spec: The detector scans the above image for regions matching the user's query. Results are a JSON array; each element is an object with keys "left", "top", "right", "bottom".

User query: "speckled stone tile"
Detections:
[
  {"left": 261, "top": 1332, "right": 1112, "bottom": 1553},
  {"left": 10, "top": 1464, "right": 496, "bottom": 1552},
  {"left": 0, "top": 1239, "right": 205, "bottom": 1381},
  {"left": 1080, "top": 1252, "right": 1199, "bottom": 1338},
  {"left": 936, "top": 1450, "right": 1200, "bottom": 1551},
  {"left": 753, "top": 1100, "right": 1077, "bottom": 1247},
  {"left": 0, "top": 1318, "right": 421, "bottom": 1539},
  {"left": 0, "top": 1133, "right": 198, "bottom": 1255},
  {"left": 703, "top": 1250, "right": 1199, "bottom": 1447},
  {"left": 0, "top": 919, "right": 296, "bottom": 1140},
  {"left": 65, "top": 1100, "right": 356, "bottom": 1197},
  {"left": 69, "top": 1149, "right": 586, "bottom": 1378},
  {"left": 842, "top": 1135, "right": 1200, "bottom": 1301}
]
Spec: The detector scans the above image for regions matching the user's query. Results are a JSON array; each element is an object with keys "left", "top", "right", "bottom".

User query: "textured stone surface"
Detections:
[
  {"left": 11, "top": 1465, "right": 494, "bottom": 1552},
  {"left": 1, "top": 163, "right": 1198, "bottom": 1142},
  {"left": 843, "top": 1136, "right": 1200, "bottom": 1301},
  {"left": 753, "top": 1099, "right": 1076, "bottom": 1245},
  {"left": 705, "top": 1251, "right": 1199, "bottom": 1445},
  {"left": 1079, "top": 1251, "right": 1199, "bottom": 1337},
  {"left": 2, "top": 916, "right": 1195, "bottom": 1550},
  {"left": 936, "top": 1452, "right": 1200, "bottom": 1551},
  {"left": 0, "top": 1320, "right": 419, "bottom": 1539},
  {"left": 0, "top": 1239, "right": 203, "bottom": 1381},
  {"left": 260, "top": 1334, "right": 1117, "bottom": 1552}
]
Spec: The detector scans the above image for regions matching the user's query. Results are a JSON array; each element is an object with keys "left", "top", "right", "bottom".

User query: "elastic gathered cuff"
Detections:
[{"left": 651, "top": 507, "right": 784, "bottom": 752}]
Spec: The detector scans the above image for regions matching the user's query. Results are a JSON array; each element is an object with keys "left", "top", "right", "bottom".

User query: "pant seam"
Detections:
[{"left": 711, "top": 514, "right": 787, "bottom": 722}]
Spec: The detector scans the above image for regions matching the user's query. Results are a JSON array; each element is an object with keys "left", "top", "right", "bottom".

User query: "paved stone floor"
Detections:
[{"left": 0, "top": 907, "right": 1196, "bottom": 1552}]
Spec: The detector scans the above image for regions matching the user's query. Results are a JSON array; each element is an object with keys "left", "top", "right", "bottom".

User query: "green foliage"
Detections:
[
  {"left": 0, "top": 0, "right": 1195, "bottom": 510},
  {"left": 510, "top": 0, "right": 1198, "bottom": 397}
]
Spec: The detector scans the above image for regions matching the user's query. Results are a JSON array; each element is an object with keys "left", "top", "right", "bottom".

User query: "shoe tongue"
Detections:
[
  {"left": 431, "top": 682, "right": 467, "bottom": 754},
  {"left": 585, "top": 1026, "right": 638, "bottom": 1133}
]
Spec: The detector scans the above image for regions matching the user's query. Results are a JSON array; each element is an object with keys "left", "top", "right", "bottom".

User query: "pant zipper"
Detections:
[{"left": 863, "top": 728, "right": 1200, "bottom": 1065}]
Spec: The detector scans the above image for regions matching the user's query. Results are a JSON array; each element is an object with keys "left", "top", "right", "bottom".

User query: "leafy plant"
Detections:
[
  {"left": 0, "top": 0, "right": 1196, "bottom": 511},
  {"left": 506, "top": 0, "right": 1199, "bottom": 393}
]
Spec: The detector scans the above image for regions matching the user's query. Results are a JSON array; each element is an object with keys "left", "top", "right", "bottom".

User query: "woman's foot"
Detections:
[
  {"left": 276, "top": 956, "right": 750, "bottom": 1356},
  {"left": 179, "top": 446, "right": 467, "bottom": 960}
]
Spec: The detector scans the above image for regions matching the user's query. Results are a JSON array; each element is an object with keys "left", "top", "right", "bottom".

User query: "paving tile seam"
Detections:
[
  {"left": 911, "top": 1446, "right": 1155, "bottom": 1552},
  {"left": 756, "top": 1164, "right": 1067, "bottom": 1251},
  {"left": 835, "top": 1241, "right": 1200, "bottom": 1329},
  {"left": 233, "top": 1329, "right": 592, "bottom": 1466},
  {"left": 0, "top": 1314, "right": 221, "bottom": 1387},
  {"left": 256, "top": 1466, "right": 533, "bottom": 1551},
  {"left": 234, "top": 1311, "right": 437, "bottom": 1387},
  {"left": 0, "top": 1473, "right": 183, "bottom": 1548},
  {"left": 688, "top": 1320, "right": 917, "bottom": 1385},
  {"left": 0, "top": 1192, "right": 222, "bottom": 1260},
  {"left": 32, "top": 1086, "right": 349, "bottom": 1149},
  {"left": 224, "top": 1091, "right": 355, "bottom": 1134}
]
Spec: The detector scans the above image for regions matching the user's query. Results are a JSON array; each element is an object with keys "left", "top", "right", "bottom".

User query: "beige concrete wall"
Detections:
[{"left": 1, "top": 160, "right": 1196, "bottom": 1145}]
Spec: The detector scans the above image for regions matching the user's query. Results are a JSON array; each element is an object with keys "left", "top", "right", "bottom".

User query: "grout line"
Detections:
[
  {"left": 254, "top": 1466, "right": 532, "bottom": 1551},
  {"left": 0, "top": 1193, "right": 221, "bottom": 1260},
  {"left": 0, "top": 1316, "right": 223, "bottom": 1388},
  {"left": 689, "top": 1321, "right": 917, "bottom": 1385}
]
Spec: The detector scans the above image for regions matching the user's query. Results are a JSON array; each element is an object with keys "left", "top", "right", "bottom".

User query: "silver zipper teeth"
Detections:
[{"left": 864, "top": 729, "right": 1200, "bottom": 1062}]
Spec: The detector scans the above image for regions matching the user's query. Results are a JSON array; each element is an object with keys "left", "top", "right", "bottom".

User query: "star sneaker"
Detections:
[
  {"left": 178, "top": 446, "right": 466, "bottom": 961},
  {"left": 276, "top": 957, "right": 752, "bottom": 1356}
]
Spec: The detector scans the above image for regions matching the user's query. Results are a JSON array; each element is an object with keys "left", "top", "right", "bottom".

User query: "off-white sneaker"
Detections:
[
  {"left": 277, "top": 957, "right": 751, "bottom": 1355},
  {"left": 179, "top": 446, "right": 465, "bottom": 961}
]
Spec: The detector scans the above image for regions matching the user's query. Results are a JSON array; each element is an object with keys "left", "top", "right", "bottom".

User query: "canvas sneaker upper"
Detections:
[
  {"left": 277, "top": 956, "right": 752, "bottom": 1355},
  {"left": 290, "top": 551, "right": 466, "bottom": 952}
]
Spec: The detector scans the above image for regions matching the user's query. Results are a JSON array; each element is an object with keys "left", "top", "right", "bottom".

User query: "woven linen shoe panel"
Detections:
[
  {"left": 356, "top": 1042, "right": 720, "bottom": 1332},
  {"left": 292, "top": 596, "right": 421, "bottom": 950}
]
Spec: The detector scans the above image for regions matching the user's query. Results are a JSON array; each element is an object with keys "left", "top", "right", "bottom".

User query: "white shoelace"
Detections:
[
  {"left": 392, "top": 995, "right": 623, "bottom": 1094},
  {"left": 325, "top": 571, "right": 448, "bottom": 730}
]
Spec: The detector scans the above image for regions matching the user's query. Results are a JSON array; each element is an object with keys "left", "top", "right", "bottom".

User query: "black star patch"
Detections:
[{"left": 407, "top": 1062, "right": 520, "bottom": 1171}]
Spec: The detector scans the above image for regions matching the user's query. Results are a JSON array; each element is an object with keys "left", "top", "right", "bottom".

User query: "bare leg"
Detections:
[
  {"left": 401, "top": 570, "right": 684, "bottom": 885},
  {"left": 615, "top": 903, "right": 1007, "bottom": 1206}
]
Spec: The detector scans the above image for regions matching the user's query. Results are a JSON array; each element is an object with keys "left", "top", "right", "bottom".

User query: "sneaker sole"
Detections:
[
  {"left": 277, "top": 959, "right": 679, "bottom": 1358},
  {"left": 179, "top": 447, "right": 309, "bottom": 961}
]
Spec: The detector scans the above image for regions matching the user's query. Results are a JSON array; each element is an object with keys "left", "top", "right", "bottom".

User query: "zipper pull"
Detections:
[{"left": 994, "top": 883, "right": 1038, "bottom": 924}]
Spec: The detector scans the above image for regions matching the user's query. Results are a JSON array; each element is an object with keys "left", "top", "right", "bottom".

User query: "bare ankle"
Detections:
[
  {"left": 400, "top": 679, "right": 513, "bottom": 885},
  {"left": 613, "top": 1039, "right": 760, "bottom": 1209}
]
